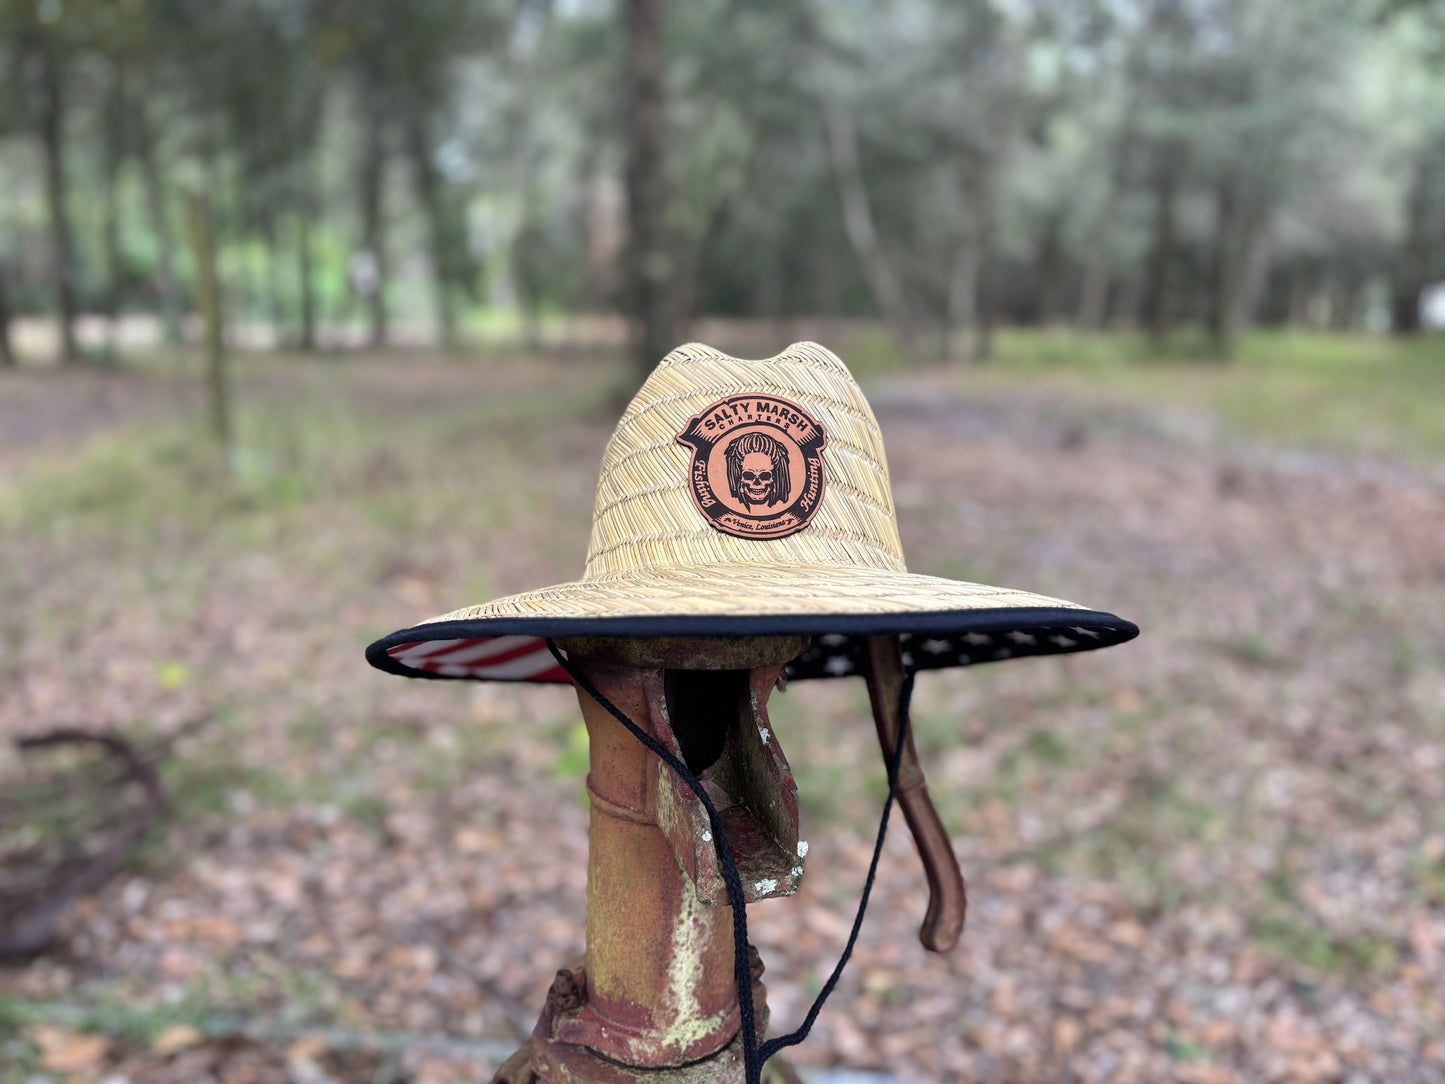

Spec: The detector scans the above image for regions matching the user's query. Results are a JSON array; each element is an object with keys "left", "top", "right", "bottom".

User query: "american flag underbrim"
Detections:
[{"left": 366, "top": 609, "right": 1139, "bottom": 683}]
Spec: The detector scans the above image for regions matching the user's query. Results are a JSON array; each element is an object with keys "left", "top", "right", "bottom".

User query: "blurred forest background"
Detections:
[
  {"left": 3, "top": 1, "right": 1445, "bottom": 1083},
  {"left": 3, "top": 0, "right": 1445, "bottom": 365}
]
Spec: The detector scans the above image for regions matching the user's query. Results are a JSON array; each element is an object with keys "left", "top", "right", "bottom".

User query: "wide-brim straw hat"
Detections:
[{"left": 367, "top": 342, "right": 1136, "bottom": 683}]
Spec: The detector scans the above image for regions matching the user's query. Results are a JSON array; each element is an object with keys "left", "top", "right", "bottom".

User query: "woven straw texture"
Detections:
[
  {"left": 427, "top": 342, "right": 1091, "bottom": 625},
  {"left": 587, "top": 341, "right": 903, "bottom": 578}
]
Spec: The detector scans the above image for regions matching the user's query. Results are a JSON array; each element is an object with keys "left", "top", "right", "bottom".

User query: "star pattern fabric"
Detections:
[{"left": 782, "top": 624, "right": 1126, "bottom": 681}]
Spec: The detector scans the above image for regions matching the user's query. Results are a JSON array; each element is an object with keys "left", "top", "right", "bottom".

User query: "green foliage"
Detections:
[
  {"left": 551, "top": 720, "right": 591, "bottom": 783},
  {"left": 0, "top": 984, "right": 214, "bottom": 1049},
  {"left": 3, "top": 0, "right": 1444, "bottom": 354},
  {"left": 0, "top": 964, "right": 354, "bottom": 1080}
]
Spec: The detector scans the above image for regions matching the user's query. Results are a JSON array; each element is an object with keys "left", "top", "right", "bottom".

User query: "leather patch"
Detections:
[{"left": 676, "top": 394, "right": 827, "bottom": 540}]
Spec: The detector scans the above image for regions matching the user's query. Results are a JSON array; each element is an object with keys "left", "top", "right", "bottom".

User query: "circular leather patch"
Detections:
[{"left": 676, "top": 394, "right": 827, "bottom": 540}]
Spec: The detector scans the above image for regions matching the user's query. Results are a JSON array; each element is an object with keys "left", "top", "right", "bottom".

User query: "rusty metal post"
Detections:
[{"left": 494, "top": 637, "right": 808, "bottom": 1084}]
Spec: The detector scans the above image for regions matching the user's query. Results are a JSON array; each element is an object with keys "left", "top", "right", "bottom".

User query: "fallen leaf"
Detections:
[
  {"left": 33, "top": 1025, "right": 110, "bottom": 1072},
  {"left": 1053, "top": 1015, "right": 1082, "bottom": 1056},
  {"left": 152, "top": 1023, "right": 204, "bottom": 1057},
  {"left": 286, "top": 1032, "right": 330, "bottom": 1064}
]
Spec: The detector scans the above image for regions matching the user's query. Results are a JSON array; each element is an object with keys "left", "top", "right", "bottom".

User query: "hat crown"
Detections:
[{"left": 584, "top": 343, "right": 905, "bottom": 579}]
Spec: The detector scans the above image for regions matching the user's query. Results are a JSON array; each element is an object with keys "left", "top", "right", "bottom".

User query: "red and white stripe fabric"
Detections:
[{"left": 386, "top": 636, "right": 569, "bottom": 682}]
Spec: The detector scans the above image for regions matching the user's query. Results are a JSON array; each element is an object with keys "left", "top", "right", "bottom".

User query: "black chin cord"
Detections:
[{"left": 545, "top": 640, "right": 915, "bottom": 1084}]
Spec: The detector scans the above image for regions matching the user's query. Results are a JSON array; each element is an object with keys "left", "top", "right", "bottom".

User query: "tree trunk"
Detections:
[
  {"left": 296, "top": 209, "right": 317, "bottom": 352},
  {"left": 512, "top": 151, "right": 545, "bottom": 350},
  {"left": 1392, "top": 153, "right": 1433, "bottom": 335},
  {"left": 973, "top": 162, "right": 999, "bottom": 362},
  {"left": 1034, "top": 208, "right": 1066, "bottom": 326},
  {"left": 184, "top": 191, "right": 231, "bottom": 463},
  {"left": 945, "top": 223, "right": 980, "bottom": 365},
  {"left": 0, "top": 261, "right": 15, "bottom": 367},
  {"left": 1078, "top": 128, "right": 1132, "bottom": 329},
  {"left": 944, "top": 157, "right": 991, "bottom": 364},
  {"left": 37, "top": 39, "right": 79, "bottom": 364},
  {"left": 133, "top": 96, "right": 183, "bottom": 346},
  {"left": 1209, "top": 176, "right": 1274, "bottom": 358},
  {"left": 1285, "top": 262, "right": 1307, "bottom": 326},
  {"left": 624, "top": 0, "right": 681, "bottom": 379},
  {"left": 506, "top": 5, "right": 553, "bottom": 350},
  {"left": 405, "top": 113, "right": 457, "bottom": 351},
  {"left": 1141, "top": 150, "right": 1180, "bottom": 345},
  {"left": 100, "top": 65, "right": 127, "bottom": 365},
  {"left": 819, "top": 93, "right": 919, "bottom": 363},
  {"left": 358, "top": 103, "right": 390, "bottom": 348},
  {"left": 1231, "top": 205, "right": 1272, "bottom": 340},
  {"left": 1333, "top": 268, "right": 1365, "bottom": 331},
  {"left": 260, "top": 213, "right": 286, "bottom": 348},
  {"left": 675, "top": 152, "right": 752, "bottom": 334},
  {"left": 1206, "top": 177, "right": 1238, "bottom": 355},
  {"left": 582, "top": 154, "right": 622, "bottom": 312},
  {"left": 1112, "top": 269, "right": 1143, "bottom": 329}
]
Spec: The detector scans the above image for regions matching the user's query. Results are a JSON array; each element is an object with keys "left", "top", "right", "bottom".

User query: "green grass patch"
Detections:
[
  {"left": 969, "top": 328, "right": 1445, "bottom": 463},
  {"left": 0, "top": 963, "right": 353, "bottom": 1080},
  {"left": 0, "top": 985, "right": 215, "bottom": 1049},
  {"left": 160, "top": 756, "right": 299, "bottom": 821},
  {"left": 1251, "top": 913, "right": 1400, "bottom": 977},
  {"left": 836, "top": 324, "right": 1445, "bottom": 463},
  {"left": 833, "top": 323, "right": 1445, "bottom": 459},
  {"left": 0, "top": 351, "right": 613, "bottom": 545}
]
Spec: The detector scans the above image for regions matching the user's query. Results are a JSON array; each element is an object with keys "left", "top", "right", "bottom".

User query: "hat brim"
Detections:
[{"left": 365, "top": 562, "right": 1138, "bottom": 683}]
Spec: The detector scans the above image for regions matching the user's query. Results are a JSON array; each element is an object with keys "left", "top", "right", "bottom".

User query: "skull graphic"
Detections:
[
  {"left": 740, "top": 452, "right": 774, "bottom": 504},
  {"left": 724, "top": 431, "right": 791, "bottom": 510}
]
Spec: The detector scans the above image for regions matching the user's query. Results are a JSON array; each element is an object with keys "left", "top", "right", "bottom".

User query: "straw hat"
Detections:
[{"left": 367, "top": 342, "right": 1136, "bottom": 682}]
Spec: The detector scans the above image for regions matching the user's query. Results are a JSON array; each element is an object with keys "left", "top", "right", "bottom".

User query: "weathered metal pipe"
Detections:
[{"left": 494, "top": 636, "right": 807, "bottom": 1083}]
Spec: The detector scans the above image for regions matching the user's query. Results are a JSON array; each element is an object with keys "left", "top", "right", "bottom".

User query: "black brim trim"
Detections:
[{"left": 366, "top": 607, "right": 1139, "bottom": 682}]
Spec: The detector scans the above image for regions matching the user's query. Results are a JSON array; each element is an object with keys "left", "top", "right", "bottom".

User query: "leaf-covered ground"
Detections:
[{"left": 1, "top": 346, "right": 1443, "bottom": 1083}]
